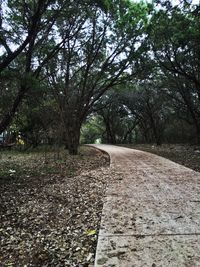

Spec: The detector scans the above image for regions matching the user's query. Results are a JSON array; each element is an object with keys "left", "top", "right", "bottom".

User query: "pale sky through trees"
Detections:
[{"left": 132, "top": 0, "right": 200, "bottom": 4}]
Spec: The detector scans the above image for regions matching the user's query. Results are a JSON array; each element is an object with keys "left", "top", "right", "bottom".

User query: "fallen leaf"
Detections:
[{"left": 86, "top": 230, "right": 96, "bottom": 236}]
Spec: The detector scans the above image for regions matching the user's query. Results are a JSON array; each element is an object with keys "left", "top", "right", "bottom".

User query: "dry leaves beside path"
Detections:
[{"left": 0, "top": 146, "right": 112, "bottom": 267}]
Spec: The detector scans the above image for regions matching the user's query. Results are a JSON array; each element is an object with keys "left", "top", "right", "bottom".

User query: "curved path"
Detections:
[{"left": 90, "top": 145, "right": 200, "bottom": 267}]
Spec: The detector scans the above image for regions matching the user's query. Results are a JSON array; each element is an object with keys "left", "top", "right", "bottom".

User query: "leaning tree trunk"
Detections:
[{"left": 0, "top": 85, "right": 28, "bottom": 134}]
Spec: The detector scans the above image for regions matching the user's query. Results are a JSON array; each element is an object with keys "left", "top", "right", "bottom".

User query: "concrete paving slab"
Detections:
[
  {"left": 90, "top": 145, "right": 200, "bottom": 267},
  {"left": 107, "top": 181, "right": 200, "bottom": 201},
  {"left": 99, "top": 197, "right": 200, "bottom": 236},
  {"left": 95, "top": 235, "right": 200, "bottom": 267}
]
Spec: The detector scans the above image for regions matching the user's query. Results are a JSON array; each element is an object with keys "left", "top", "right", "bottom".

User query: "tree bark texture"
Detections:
[{"left": 65, "top": 118, "right": 81, "bottom": 155}]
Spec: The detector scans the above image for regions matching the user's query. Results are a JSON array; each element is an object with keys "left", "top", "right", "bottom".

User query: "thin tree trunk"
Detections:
[
  {"left": 149, "top": 114, "right": 162, "bottom": 146},
  {"left": 0, "top": 85, "right": 28, "bottom": 134}
]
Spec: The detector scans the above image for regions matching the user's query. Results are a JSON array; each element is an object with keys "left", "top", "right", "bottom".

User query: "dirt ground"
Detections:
[{"left": 0, "top": 146, "right": 110, "bottom": 267}]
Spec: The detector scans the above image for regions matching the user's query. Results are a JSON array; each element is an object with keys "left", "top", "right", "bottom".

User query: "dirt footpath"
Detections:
[{"left": 91, "top": 145, "right": 200, "bottom": 267}]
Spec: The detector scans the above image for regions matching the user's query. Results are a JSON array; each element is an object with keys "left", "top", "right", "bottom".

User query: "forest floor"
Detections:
[
  {"left": 1, "top": 144, "right": 200, "bottom": 267},
  {"left": 0, "top": 146, "right": 110, "bottom": 267}
]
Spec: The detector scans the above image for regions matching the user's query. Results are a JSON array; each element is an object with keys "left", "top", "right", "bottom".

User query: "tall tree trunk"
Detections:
[
  {"left": 68, "top": 129, "right": 80, "bottom": 155},
  {"left": 149, "top": 114, "right": 162, "bottom": 146},
  {"left": 140, "top": 123, "right": 150, "bottom": 143},
  {"left": 105, "top": 122, "right": 116, "bottom": 144},
  {"left": 66, "top": 119, "right": 81, "bottom": 155}
]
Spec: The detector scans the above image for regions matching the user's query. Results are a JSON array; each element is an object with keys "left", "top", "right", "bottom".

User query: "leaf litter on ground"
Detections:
[{"left": 0, "top": 146, "right": 112, "bottom": 267}]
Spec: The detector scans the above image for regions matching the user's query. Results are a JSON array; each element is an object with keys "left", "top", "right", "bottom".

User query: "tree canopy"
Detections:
[{"left": 1, "top": 0, "right": 200, "bottom": 153}]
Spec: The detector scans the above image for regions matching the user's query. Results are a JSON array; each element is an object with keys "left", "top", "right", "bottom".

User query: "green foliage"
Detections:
[
  {"left": 1, "top": 0, "right": 200, "bottom": 147},
  {"left": 146, "top": 1, "right": 200, "bottom": 143},
  {"left": 81, "top": 116, "right": 104, "bottom": 144}
]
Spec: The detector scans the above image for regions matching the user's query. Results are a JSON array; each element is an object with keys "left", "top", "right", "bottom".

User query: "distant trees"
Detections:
[
  {"left": 90, "top": 81, "right": 169, "bottom": 146},
  {"left": 119, "top": 83, "right": 166, "bottom": 145},
  {"left": 147, "top": 1, "right": 200, "bottom": 143},
  {"left": 94, "top": 89, "right": 138, "bottom": 144}
]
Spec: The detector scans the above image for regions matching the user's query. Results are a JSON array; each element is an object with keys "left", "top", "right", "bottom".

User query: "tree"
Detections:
[
  {"left": 47, "top": 0, "right": 149, "bottom": 154},
  {"left": 147, "top": 1, "right": 200, "bottom": 143},
  {"left": 0, "top": 0, "right": 70, "bottom": 134},
  {"left": 81, "top": 116, "right": 104, "bottom": 144},
  {"left": 95, "top": 89, "right": 138, "bottom": 144},
  {"left": 12, "top": 86, "right": 60, "bottom": 148},
  {"left": 121, "top": 81, "right": 170, "bottom": 145}
]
